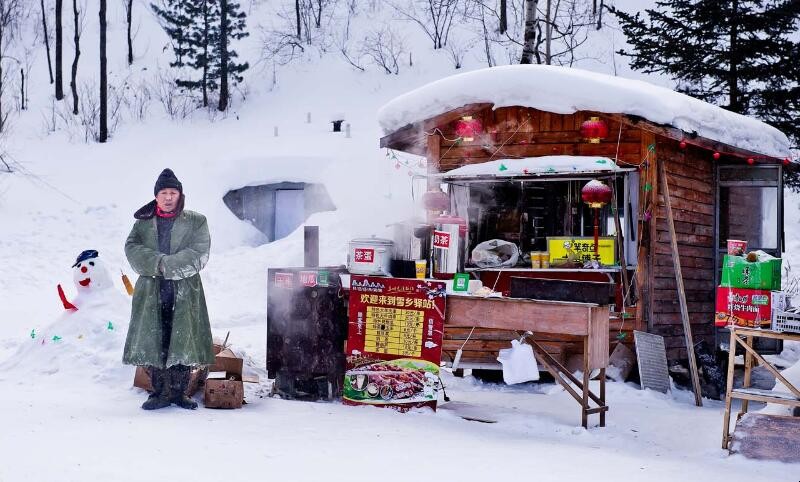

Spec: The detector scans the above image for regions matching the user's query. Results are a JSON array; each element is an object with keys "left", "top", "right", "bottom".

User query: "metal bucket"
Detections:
[{"left": 432, "top": 216, "right": 466, "bottom": 279}]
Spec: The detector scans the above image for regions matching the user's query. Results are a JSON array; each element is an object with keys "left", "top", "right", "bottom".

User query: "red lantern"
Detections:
[
  {"left": 747, "top": 158, "right": 755, "bottom": 165},
  {"left": 713, "top": 152, "right": 721, "bottom": 160},
  {"left": 679, "top": 141, "right": 687, "bottom": 149},
  {"left": 455, "top": 116, "right": 482, "bottom": 142},
  {"left": 784, "top": 158, "right": 791, "bottom": 166},
  {"left": 581, "top": 180, "right": 613, "bottom": 258},
  {"left": 580, "top": 117, "right": 609, "bottom": 144}
]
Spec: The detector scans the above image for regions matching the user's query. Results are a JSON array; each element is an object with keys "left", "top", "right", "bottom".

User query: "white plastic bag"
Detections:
[
  {"left": 497, "top": 339, "right": 540, "bottom": 384},
  {"left": 471, "top": 239, "right": 520, "bottom": 268}
]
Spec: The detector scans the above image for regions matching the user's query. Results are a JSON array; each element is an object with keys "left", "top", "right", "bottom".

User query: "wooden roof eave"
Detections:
[
  {"left": 379, "top": 102, "right": 494, "bottom": 157},
  {"left": 601, "top": 113, "right": 784, "bottom": 161}
]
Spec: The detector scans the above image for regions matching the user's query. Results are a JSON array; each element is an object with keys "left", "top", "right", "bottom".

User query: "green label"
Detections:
[
  {"left": 453, "top": 273, "right": 470, "bottom": 292},
  {"left": 752, "top": 294, "right": 769, "bottom": 305},
  {"left": 318, "top": 271, "right": 330, "bottom": 287}
]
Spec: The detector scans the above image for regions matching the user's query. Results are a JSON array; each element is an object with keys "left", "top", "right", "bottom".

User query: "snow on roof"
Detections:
[
  {"left": 439, "top": 155, "right": 624, "bottom": 179},
  {"left": 378, "top": 65, "right": 791, "bottom": 159}
]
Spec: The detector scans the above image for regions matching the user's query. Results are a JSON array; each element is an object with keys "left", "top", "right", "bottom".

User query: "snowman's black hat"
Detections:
[{"left": 72, "top": 249, "right": 99, "bottom": 268}]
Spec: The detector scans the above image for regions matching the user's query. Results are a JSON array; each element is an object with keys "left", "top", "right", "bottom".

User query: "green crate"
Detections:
[{"left": 720, "top": 255, "right": 782, "bottom": 290}]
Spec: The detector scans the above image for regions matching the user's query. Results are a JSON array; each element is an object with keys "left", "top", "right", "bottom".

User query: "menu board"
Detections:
[{"left": 345, "top": 276, "right": 446, "bottom": 411}]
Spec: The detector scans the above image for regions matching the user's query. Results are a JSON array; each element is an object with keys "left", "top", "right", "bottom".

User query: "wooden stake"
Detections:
[{"left": 659, "top": 160, "right": 703, "bottom": 406}]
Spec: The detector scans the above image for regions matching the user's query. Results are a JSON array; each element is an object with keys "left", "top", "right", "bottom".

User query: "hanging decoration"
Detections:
[
  {"left": 498, "top": 163, "right": 508, "bottom": 171},
  {"left": 713, "top": 152, "right": 721, "bottom": 160},
  {"left": 581, "top": 180, "right": 613, "bottom": 257},
  {"left": 679, "top": 141, "right": 687, "bottom": 149},
  {"left": 107, "top": 321, "right": 114, "bottom": 331},
  {"left": 580, "top": 117, "right": 609, "bottom": 144},
  {"left": 455, "top": 116, "right": 483, "bottom": 142},
  {"left": 747, "top": 157, "right": 755, "bottom": 165},
  {"left": 30, "top": 329, "right": 36, "bottom": 339},
  {"left": 52, "top": 335, "right": 62, "bottom": 342}
]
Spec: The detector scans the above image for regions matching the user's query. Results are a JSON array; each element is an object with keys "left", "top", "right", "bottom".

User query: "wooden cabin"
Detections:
[{"left": 378, "top": 66, "right": 791, "bottom": 367}]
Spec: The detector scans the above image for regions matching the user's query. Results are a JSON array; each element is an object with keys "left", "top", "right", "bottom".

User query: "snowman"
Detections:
[{"left": 57, "top": 249, "right": 130, "bottom": 310}]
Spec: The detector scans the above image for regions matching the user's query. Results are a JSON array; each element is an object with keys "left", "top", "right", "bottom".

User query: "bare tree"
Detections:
[
  {"left": 520, "top": 0, "right": 538, "bottom": 63},
  {"left": 0, "top": 0, "right": 22, "bottom": 132},
  {"left": 69, "top": 0, "right": 83, "bottom": 114},
  {"left": 390, "top": 0, "right": 460, "bottom": 49},
  {"left": 99, "top": 0, "right": 107, "bottom": 142},
  {"left": 295, "top": 0, "right": 301, "bottom": 38},
  {"left": 499, "top": 0, "right": 506, "bottom": 33},
  {"left": 55, "top": 0, "right": 63, "bottom": 99},
  {"left": 361, "top": 26, "right": 405, "bottom": 74},
  {"left": 123, "top": 0, "right": 133, "bottom": 64},
  {"left": 218, "top": 0, "right": 229, "bottom": 111},
  {"left": 40, "top": 0, "right": 53, "bottom": 83}
]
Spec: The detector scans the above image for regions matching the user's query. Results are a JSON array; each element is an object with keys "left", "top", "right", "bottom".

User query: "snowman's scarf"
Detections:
[
  {"left": 156, "top": 206, "right": 178, "bottom": 218},
  {"left": 133, "top": 195, "right": 185, "bottom": 220}
]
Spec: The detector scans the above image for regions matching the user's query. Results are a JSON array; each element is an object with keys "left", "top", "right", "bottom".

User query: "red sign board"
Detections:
[
  {"left": 299, "top": 271, "right": 318, "bottom": 287},
  {"left": 344, "top": 276, "right": 446, "bottom": 411},
  {"left": 274, "top": 272, "right": 294, "bottom": 289},
  {"left": 433, "top": 230, "right": 451, "bottom": 249},
  {"left": 353, "top": 248, "right": 375, "bottom": 263}
]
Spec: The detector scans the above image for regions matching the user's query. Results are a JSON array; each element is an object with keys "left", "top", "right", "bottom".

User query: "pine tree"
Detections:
[
  {"left": 610, "top": 0, "right": 800, "bottom": 187},
  {"left": 151, "top": 1, "right": 194, "bottom": 69},
  {"left": 217, "top": 0, "right": 248, "bottom": 111},
  {"left": 152, "top": 0, "right": 248, "bottom": 109}
]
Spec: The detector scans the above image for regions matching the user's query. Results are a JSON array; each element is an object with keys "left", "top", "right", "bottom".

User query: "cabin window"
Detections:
[{"left": 457, "top": 175, "right": 634, "bottom": 267}]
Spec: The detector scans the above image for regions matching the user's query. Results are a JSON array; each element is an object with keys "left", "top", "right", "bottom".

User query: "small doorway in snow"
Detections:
[{"left": 223, "top": 182, "right": 336, "bottom": 242}]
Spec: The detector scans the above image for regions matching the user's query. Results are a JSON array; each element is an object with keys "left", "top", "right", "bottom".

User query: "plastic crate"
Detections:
[{"left": 772, "top": 310, "right": 800, "bottom": 334}]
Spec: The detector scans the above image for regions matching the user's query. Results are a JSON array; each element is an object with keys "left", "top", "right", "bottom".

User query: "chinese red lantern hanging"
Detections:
[
  {"left": 455, "top": 116, "right": 483, "bottom": 142},
  {"left": 581, "top": 180, "right": 613, "bottom": 257},
  {"left": 580, "top": 117, "right": 609, "bottom": 144}
]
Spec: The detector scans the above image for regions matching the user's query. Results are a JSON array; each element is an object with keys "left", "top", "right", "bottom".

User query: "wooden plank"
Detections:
[
  {"left": 659, "top": 159, "right": 703, "bottom": 406},
  {"left": 722, "top": 329, "right": 737, "bottom": 449},
  {"left": 438, "top": 142, "right": 642, "bottom": 161},
  {"left": 588, "top": 305, "right": 610, "bottom": 370},
  {"left": 444, "top": 296, "right": 597, "bottom": 336}
]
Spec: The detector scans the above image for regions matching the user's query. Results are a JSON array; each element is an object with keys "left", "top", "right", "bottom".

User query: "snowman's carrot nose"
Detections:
[{"left": 81, "top": 266, "right": 88, "bottom": 273}]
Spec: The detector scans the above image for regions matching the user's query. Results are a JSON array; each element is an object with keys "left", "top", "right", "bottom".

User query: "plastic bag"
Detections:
[
  {"left": 497, "top": 339, "right": 540, "bottom": 384},
  {"left": 471, "top": 239, "right": 520, "bottom": 268}
]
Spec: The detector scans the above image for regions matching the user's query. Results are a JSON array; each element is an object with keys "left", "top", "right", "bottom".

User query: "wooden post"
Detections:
[
  {"left": 722, "top": 328, "right": 737, "bottom": 448},
  {"left": 304, "top": 226, "right": 319, "bottom": 268},
  {"left": 658, "top": 159, "right": 703, "bottom": 406}
]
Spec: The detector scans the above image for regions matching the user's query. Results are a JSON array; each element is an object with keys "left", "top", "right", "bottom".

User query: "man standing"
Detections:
[{"left": 123, "top": 169, "right": 215, "bottom": 410}]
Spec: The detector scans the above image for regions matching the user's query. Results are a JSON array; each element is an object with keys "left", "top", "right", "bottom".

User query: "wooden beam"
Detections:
[{"left": 658, "top": 159, "right": 703, "bottom": 407}]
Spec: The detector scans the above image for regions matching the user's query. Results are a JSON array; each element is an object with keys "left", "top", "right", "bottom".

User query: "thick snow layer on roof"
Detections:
[
  {"left": 441, "top": 155, "right": 622, "bottom": 178},
  {"left": 378, "top": 65, "right": 791, "bottom": 159}
]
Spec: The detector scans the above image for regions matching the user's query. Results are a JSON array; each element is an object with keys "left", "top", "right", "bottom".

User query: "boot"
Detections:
[
  {"left": 169, "top": 365, "right": 198, "bottom": 410},
  {"left": 142, "top": 367, "right": 171, "bottom": 410}
]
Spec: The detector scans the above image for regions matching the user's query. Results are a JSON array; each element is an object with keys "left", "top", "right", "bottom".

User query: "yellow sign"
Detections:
[
  {"left": 363, "top": 306, "right": 424, "bottom": 357},
  {"left": 547, "top": 237, "right": 617, "bottom": 266}
]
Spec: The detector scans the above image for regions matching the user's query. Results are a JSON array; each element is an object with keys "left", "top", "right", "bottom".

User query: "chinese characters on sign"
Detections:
[
  {"left": 433, "top": 230, "right": 451, "bottom": 249},
  {"left": 547, "top": 237, "right": 617, "bottom": 265},
  {"left": 353, "top": 248, "right": 375, "bottom": 263},
  {"left": 345, "top": 276, "right": 446, "bottom": 411}
]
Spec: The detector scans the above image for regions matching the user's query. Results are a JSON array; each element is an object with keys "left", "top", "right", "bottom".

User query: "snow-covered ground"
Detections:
[{"left": 1, "top": 1, "right": 798, "bottom": 480}]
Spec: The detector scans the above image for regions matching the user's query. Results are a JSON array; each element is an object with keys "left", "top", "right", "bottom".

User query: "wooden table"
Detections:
[
  {"left": 721, "top": 327, "right": 800, "bottom": 451},
  {"left": 446, "top": 295, "right": 609, "bottom": 428}
]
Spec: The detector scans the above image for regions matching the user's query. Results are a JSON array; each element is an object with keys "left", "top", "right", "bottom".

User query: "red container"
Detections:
[
  {"left": 726, "top": 239, "right": 748, "bottom": 256},
  {"left": 715, "top": 286, "right": 777, "bottom": 328}
]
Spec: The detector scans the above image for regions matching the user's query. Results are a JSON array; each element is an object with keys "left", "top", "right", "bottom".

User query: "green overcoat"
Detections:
[{"left": 122, "top": 205, "right": 215, "bottom": 368}]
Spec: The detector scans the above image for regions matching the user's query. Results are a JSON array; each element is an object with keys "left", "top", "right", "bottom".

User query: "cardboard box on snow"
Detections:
[
  {"left": 203, "top": 347, "right": 259, "bottom": 409},
  {"left": 715, "top": 287, "right": 786, "bottom": 328}
]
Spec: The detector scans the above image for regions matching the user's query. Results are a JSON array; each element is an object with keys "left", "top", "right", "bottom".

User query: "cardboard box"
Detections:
[
  {"left": 209, "top": 348, "right": 243, "bottom": 377},
  {"left": 715, "top": 287, "right": 786, "bottom": 328},
  {"left": 204, "top": 378, "right": 244, "bottom": 409},
  {"left": 720, "top": 255, "right": 782, "bottom": 290}
]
